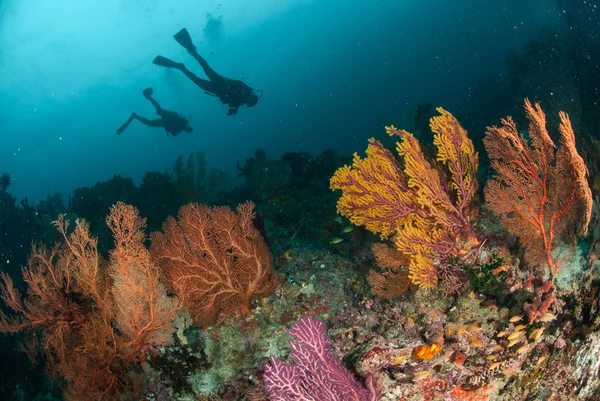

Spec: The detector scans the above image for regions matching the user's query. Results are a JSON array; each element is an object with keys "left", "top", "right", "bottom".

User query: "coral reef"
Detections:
[{"left": 1, "top": 97, "right": 599, "bottom": 401}]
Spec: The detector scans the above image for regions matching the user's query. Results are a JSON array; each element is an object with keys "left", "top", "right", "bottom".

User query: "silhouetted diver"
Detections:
[
  {"left": 116, "top": 88, "right": 193, "bottom": 136},
  {"left": 153, "top": 28, "right": 262, "bottom": 116}
]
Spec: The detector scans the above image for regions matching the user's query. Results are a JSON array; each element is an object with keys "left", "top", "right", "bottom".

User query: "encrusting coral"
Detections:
[{"left": 330, "top": 108, "right": 478, "bottom": 290}]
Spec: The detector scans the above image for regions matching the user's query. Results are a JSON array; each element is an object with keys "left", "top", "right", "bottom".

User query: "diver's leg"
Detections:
[
  {"left": 133, "top": 114, "right": 165, "bottom": 128},
  {"left": 143, "top": 89, "right": 163, "bottom": 113},
  {"left": 190, "top": 52, "right": 225, "bottom": 83},
  {"left": 180, "top": 67, "right": 219, "bottom": 93}
]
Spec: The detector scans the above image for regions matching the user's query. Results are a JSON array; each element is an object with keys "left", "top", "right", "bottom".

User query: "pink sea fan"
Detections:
[{"left": 263, "top": 316, "right": 377, "bottom": 401}]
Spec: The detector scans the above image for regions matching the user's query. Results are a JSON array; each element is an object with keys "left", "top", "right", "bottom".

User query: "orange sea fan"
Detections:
[
  {"left": 150, "top": 201, "right": 280, "bottom": 328},
  {"left": 484, "top": 99, "right": 593, "bottom": 276},
  {"left": 367, "top": 243, "right": 411, "bottom": 298}
]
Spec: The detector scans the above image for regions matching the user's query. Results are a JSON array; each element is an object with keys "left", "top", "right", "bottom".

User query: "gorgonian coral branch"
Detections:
[
  {"left": 331, "top": 108, "right": 478, "bottom": 289},
  {"left": 150, "top": 201, "right": 280, "bottom": 328},
  {"left": 484, "top": 99, "right": 592, "bottom": 277}
]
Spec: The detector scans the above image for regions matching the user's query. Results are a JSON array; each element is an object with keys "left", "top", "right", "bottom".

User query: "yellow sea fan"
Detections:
[
  {"left": 331, "top": 108, "right": 479, "bottom": 290},
  {"left": 330, "top": 138, "right": 418, "bottom": 238},
  {"left": 430, "top": 107, "right": 478, "bottom": 208}
]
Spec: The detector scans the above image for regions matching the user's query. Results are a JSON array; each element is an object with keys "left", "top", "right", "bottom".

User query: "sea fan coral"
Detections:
[
  {"left": 263, "top": 316, "right": 377, "bottom": 401},
  {"left": 150, "top": 201, "right": 280, "bottom": 328},
  {"left": 484, "top": 99, "right": 592, "bottom": 277},
  {"left": 331, "top": 108, "right": 478, "bottom": 289}
]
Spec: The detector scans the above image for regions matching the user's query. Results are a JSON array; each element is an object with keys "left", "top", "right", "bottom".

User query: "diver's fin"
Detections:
[
  {"left": 142, "top": 87, "right": 154, "bottom": 98},
  {"left": 152, "top": 56, "right": 184, "bottom": 69},
  {"left": 173, "top": 28, "right": 196, "bottom": 53},
  {"left": 117, "top": 113, "right": 135, "bottom": 135}
]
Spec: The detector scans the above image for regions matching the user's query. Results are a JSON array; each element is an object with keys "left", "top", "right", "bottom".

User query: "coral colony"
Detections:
[{"left": 0, "top": 100, "right": 598, "bottom": 400}]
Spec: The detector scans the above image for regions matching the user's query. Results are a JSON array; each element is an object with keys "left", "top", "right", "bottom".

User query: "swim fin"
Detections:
[
  {"left": 142, "top": 87, "right": 153, "bottom": 98},
  {"left": 117, "top": 113, "right": 135, "bottom": 135},
  {"left": 152, "top": 55, "right": 184, "bottom": 69},
  {"left": 174, "top": 28, "right": 196, "bottom": 53}
]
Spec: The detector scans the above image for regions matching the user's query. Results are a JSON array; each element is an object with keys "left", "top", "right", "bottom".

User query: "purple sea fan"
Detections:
[{"left": 263, "top": 315, "right": 377, "bottom": 401}]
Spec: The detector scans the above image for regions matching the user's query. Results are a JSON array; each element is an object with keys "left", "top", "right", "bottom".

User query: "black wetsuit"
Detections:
[
  {"left": 179, "top": 52, "right": 255, "bottom": 115},
  {"left": 117, "top": 89, "right": 190, "bottom": 136}
]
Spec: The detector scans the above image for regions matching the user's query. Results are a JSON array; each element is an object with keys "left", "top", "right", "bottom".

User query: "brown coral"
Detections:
[
  {"left": 0, "top": 202, "right": 181, "bottom": 400},
  {"left": 150, "top": 201, "right": 280, "bottom": 328},
  {"left": 367, "top": 243, "right": 411, "bottom": 298}
]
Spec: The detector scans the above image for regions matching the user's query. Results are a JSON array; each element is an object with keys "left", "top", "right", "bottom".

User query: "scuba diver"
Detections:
[
  {"left": 116, "top": 88, "right": 193, "bottom": 136},
  {"left": 152, "top": 28, "right": 262, "bottom": 116}
]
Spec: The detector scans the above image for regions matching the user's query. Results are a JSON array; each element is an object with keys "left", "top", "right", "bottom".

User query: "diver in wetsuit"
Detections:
[
  {"left": 116, "top": 88, "right": 193, "bottom": 136},
  {"left": 152, "top": 28, "right": 261, "bottom": 116}
]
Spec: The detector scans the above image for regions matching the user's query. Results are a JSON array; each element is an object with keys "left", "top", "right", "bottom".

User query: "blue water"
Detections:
[{"left": 0, "top": 0, "right": 561, "bottom": 202}]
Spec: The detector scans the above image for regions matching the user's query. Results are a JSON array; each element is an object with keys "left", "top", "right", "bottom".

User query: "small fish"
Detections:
[
  {"left": 507, "top": 338, "right": 522, "bottom": 347},
  {"left": 392, "top": 355, "right": 407, "bottom": 365},
  {"left": 539, "top": 312, "right": 557, "bottom": 323},
  {"left": 342, "top": 225, "right": 354, "bottom": 233},
  {"left": 491, "top": 344, "right": 505, "bottom": 352},
  {"left": 516, "top": 344, "right": 530, "bottom": 354},
  {"left": 529, "top": 327, "right": 545, "bottom": 341},
  {"left": 412, "top": 370, "right": 432, "bottom": 382},
  {"left": 489, "top": 361, "right": 502, "bottom": 370},
  {"left": 486, "top": 354, "right": 499, "bottom": 361},
  {"left": 514, "top": 324, "right": 527, "bottom": 332},
  {"left": 467, "top": 325, "right": 484, "bottom": 333},
  {"left": 469, "top": 335, "right": 485, "bottom": 348},
  {"left": 330, "top": 237, "right": 344, "bottom": 244},
  {"left": 509, "top": 315, "right": 523, "bottom": 323},
  {"left": 283, "top": 250, "right": 294, "bottom": 261},
  {"left": 507, "top": 331, "right": 524, "bottom": 341},
  {"left": 496, "top": 330, "right": 510, "bottom": 338},
  {"left": 502, "top": 368, "right": 518, "bottom": 376},
  {"left": 536, "top": 355, "right": 548, "bottom": 366}
]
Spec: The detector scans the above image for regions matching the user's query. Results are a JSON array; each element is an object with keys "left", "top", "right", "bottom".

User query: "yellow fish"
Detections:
[
  {"left": 342, "top": 226, "right": 354, "bottom": 233},
  {"left": 536, "top": 355, "right": 548, "bottom": 366},
  {"left": 467, "top": 325, "right": 484, "bottom": 333},
  {"left": 502, "top": 368, "right": 518, "bottom": 376},
  {"left": 489, "top": 361, "right": 502, "bottom": 370},
  {"left": 529, "top": 327, "right": 545, "bottom": 341},
  {"left": 486, "top": 354, "right": 498, "bottom": 361},
  {"left": 516, "top": 344, "right": 530, "bottom": 354},
  {"left": 507, "top": 338, "right": 522, "bottom": 347},
  {"left": 392, "top": 355, "right": 407, "bottom": 365},
  {"left": 412, "top": 370, "right": 432, "bottom": 382},
  {"left": 330, "top": 237, "right": 344, "bottom": 244},
  {"left": 469, "top": 335, "right": 485, "bottom": 348},
  {"left": 514, "top": 324, "right": 527, "bottom": 332},
  {"left": 539, "top": 312, "right": 557, "bottom": 323},
  {"left": 509, "top": 315, "right": 523, "bottom": 323},
  {"left": 507, "top": 331, "right": 524, "bottom": 341}
]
